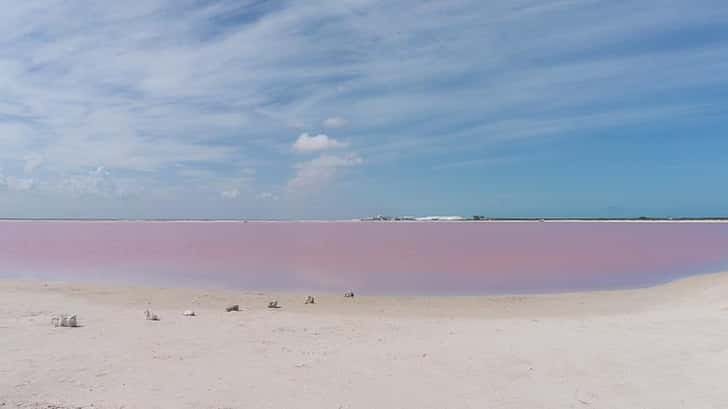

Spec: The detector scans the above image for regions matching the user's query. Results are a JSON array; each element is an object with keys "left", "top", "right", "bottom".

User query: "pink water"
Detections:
[{"left": 1, "top": 221, "right": 727, "bottom": 294}]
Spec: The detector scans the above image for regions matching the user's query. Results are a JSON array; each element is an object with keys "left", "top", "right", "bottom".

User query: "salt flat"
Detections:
[{"left": 1, "top": 272, "right": 727, "bottom": 409}]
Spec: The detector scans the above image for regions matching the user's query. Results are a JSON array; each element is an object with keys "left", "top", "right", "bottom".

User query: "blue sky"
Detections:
[{"left": 1, "top": 0, "right": 728, "bottom": 219}]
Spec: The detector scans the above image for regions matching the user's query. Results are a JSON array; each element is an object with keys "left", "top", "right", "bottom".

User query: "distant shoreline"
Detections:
[{"left": 1, "top": 218, "right": 728, "bottom": 223}]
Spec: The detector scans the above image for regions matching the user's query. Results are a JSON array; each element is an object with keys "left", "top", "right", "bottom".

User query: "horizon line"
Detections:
[{"left": 2, "top": 217, "right": 728, "bottom": 223}]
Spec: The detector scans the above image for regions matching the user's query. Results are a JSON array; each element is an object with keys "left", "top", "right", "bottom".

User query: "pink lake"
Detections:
[{"left": 1, "top": 221, "right": 727, "bottom": 294}]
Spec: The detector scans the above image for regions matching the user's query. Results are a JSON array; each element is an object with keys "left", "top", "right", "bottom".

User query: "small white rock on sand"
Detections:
[{"left": 1, "top": 271, "right": 728, "bottom": 409}]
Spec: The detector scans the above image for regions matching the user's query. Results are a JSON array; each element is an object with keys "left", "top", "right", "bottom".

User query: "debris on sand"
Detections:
[
  {"left": 51, "top": 314, "right": 79, "bottom": 327},
  {"left": 268, "top": 300, "right": 281, "bottom": 309},
  {"left": 305, "top": 296, "right": 315, "bottom": 304},
  {"left": 145, "top": 309, "right": 160, "bottom": 321},
  {"left": 225, "top": 304, "right": 240, "bottom": 312}
]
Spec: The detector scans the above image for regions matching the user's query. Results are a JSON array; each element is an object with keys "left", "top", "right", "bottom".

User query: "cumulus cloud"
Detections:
[
  {"left": 292, "top": 133, "right": 348, "bottom": 153},
  {"left": 322, "top": 117, "right": 348, "bottom": 129},
  {"left": 287, "top": 153, "right": 363, "bottom": 192}
]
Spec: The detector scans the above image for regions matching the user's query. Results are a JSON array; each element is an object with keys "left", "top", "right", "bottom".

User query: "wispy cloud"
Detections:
[
  {"left": 23, "top": 154, "right": 44, "bottom": 174},
  {"left": 287, "top": 153, "right": 363, "bottom": 193},
  {"left": 0, "top": 0, "right": 727, "bottom": 217},
  {"left": 221, "top": 188, "right": 241, "bottom": 199},
  {"left": 322, "top": 116, "right": 348, "bottom": 129},
  {"left": 59, "top": 167, "right": 136, "bottom": 198},
  {"left": 256, "top": 191, "right": 279, "bottom": 201},
  {"left": 0, "top": 169, "right": 34, "bottom": 192}
]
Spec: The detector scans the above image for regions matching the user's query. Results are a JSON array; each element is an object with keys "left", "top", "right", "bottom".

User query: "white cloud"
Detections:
[
  {"left": 0, "top": 169, "right": 34, "bottom": 192},
  {"left": 287, "top": 153, "right": 363, "bottom": 192},
  {"left": 322, "top": 116, "right": 348, "bottom": 129},
  {"left": 292, "top": 133, "right": 348, "bottom": 153},
  {"left": 6, "top": 177, "right": 35, "bottom": 191},
  {"left": 221, "top": 188, "right": 241, "bottom": 199},
  {"left": 60, "top": 167, "right": 132, "bottom": 198},
  {"left": 256, "top": 191, "right": 279, "bottom": 201},
  {"left": 0, "top": 0, "right": 727, "bottom": 217},
  {"left": 23, "top": 154, "right": 44, "bottom": 174},
  {"left": 0, "top": 176, "right": 33, "bottom": 192}
]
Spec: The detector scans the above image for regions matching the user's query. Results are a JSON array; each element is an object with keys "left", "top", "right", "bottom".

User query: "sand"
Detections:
[{"left": 1, "top": 272, "right": 727, "bottom": 409}]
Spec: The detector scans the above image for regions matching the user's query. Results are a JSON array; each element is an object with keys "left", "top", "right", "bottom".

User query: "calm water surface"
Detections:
[{"left": 1, "top": 221, "right": 727, "bottom": 294}]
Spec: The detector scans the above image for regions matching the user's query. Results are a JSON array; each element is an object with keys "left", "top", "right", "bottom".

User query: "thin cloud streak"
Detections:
[{"left": 0, "top": 1, "right": 727, "bottom": 217}]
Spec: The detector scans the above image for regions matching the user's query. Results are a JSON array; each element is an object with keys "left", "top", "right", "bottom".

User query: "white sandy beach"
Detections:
[{"left": 1, "top": 272, "right": 727, "bottom": 409}]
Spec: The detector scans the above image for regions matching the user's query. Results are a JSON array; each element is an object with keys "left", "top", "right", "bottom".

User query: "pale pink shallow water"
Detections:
[{"left": 1, "top": 221, "right": 728, "bottom": 294}]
